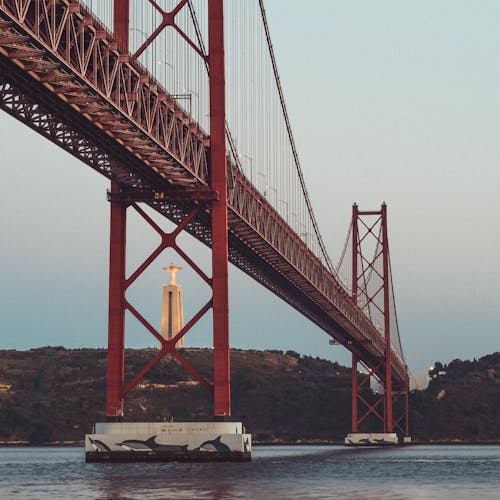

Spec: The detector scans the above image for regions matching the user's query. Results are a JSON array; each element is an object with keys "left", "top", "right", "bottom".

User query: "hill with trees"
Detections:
[
  {"left": 410, "top": 353, "right": 500, "bottom": 441},
  {"left": 0, "top": 348, "right": 498, "bottom": 444}
]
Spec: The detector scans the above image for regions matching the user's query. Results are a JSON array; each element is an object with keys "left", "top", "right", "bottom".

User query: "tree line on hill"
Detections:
[{"left": 0, "top": 348, "right": 498, "bottom": 444}]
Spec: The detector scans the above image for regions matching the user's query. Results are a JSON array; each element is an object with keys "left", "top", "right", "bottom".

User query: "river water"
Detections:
[{"left": 0, "top": 445, "right": 498, "bottom": 499}]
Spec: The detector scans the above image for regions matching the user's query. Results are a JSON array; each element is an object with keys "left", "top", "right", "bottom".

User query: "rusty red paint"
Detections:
[
  {"left": 106, "top": 181, "right": 127, "bottom": 417},
  {"left": 350, "top": 204, "right": 409, "bottom": 435},
  {"left": 113, "top": 0, "right": 130, "bottom": 53},
  {"left": 208, "top": 0, "right": 231, "bottom": 418}
]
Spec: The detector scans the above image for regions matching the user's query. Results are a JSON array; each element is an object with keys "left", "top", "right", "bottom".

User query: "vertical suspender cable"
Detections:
[
  {"left": 258, "top": 0, "right": 334, "bottom": 273},
  {"left": 187, "top": 1, "right": 242, "bottom": 171}
]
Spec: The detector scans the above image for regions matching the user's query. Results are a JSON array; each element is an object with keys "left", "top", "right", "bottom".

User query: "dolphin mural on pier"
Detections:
[
  {"left": 115, "top": 435, "right": 189, "bottom": 452},
  {"left": 87, "top": 436, "right": 111, "bottom": 452},
  {"left": 197, "top": 436, "right": 231, "bottom": 452}
]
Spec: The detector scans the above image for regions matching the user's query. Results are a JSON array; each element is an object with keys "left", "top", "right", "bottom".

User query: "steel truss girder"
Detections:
[
  {"left": 0, "top": 0, "right": 408, "bottom": 385},
  {"left": 0, "top": 0, "right": 208, "bottom": 185}
]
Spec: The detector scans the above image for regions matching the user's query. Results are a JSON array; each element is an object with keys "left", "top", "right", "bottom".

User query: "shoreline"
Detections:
[
  {"left": 1, "top": 439, "right": 500, "bottom": 447},
  {"left": 254, "top": 440, "right": 500, "bottom": 446}
]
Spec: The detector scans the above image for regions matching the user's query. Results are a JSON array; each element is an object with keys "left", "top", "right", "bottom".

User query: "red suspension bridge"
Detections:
[{"left": 0, "top": 0, "right": 409, "bottom": 442}]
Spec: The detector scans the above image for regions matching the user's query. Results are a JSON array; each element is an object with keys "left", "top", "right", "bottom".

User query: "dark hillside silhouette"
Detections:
[{"left": 0, "top": 348, "right": 498, "bottom": 444}]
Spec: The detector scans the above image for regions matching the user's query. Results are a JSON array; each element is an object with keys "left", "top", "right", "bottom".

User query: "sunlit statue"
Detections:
[{"left": 160, "top": 263, "right": 185, "bottom": 348}]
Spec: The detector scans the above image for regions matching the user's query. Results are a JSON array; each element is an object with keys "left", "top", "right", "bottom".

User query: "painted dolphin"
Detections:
[
  {"left": 198, "top": 436, "right": 231, "bottom": 453},
  {"left": 115, "top": 435, "right": 189, "bottom": 452},
  {"left": 88, "top": 436, "right": 111, "bottom": 452},
  {"left": 115, "top": 438, "right": 154, "bottom": 451},
  {"left": 145, "top": 436, "right": 189, "bottom": 452}
]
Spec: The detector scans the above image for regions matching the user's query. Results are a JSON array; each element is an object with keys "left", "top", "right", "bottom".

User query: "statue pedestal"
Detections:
[{"left": 161, "top": 264, "right": 185, "bottom": 348}]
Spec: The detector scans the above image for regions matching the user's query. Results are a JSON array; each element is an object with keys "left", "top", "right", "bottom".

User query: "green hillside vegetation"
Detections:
[
  {"left": 410, "top": 353, "right": 500, "bottom": 441},
  {"left": 0, "top": 348, "right": 353, "bottom": 443},
  {"left": 0, "top": 348, "right": 498, "bottom": 444}
]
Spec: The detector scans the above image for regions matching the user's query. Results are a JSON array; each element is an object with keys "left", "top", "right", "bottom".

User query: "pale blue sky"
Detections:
[{"left": 1, "top": 1, "right": 499, "bottom": 379}]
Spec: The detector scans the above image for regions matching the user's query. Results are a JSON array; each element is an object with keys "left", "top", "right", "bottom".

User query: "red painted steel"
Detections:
[
  {"left": 351, "top": 353, "right": 358, "bottom": 432},
  {"left": 112, "top": 0, "right": 231, "bottom": 418},
  {"left": 355, "top": 361, "right": 385, "bottom": 428},
  {"left": 131, "top": 0, "right": 205, "bottom": 61},
  {"left": 351, "top": 204, "right": 409, "bottom": 435},
  {"left": 104, "top": 192, "right": 218, "bottom": 414},
  {"left": 382, "top": 204, "right": 393, "bottom": 432},
  {"left": 107, "top": 181, "right": 126, "bottom": 418},
  {"left": 208, "top": 0, "right": 231, "bottom": 418},
  {"left": 405, "top": 379, "right": 409, "bottom": 436},
  {"left": 0, "top": 3, "right": 406, "bottom": 382},
  {"left": 113, "top": 0, "right": 129, "bottom": 52},
  {"left": 351, "top": 207, "right": 359, "bottom": 433},
  {"left": 0, "top": 0, "right": 410, "bottom": 423}
]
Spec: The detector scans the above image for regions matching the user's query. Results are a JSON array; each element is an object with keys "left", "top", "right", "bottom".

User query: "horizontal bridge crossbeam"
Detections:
[{"left": 107, "top": 188, "right": 218, "bottom": 203}]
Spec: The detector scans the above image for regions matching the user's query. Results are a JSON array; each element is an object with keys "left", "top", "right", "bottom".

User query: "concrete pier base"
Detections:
[
  {"left": 345, "top": 432, "right": 398, "bottom": 446},
  {"left": 85, "top": 422, "right": 251, "bottom": 462}
]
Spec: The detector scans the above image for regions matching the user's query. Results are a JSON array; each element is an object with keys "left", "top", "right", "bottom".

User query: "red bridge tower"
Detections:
[
  {"left": 106, "top": 0, "right": 231, "bottom": 422},
  {"left": 348, "top": 203, "right": 410, "bottom": 444}
]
